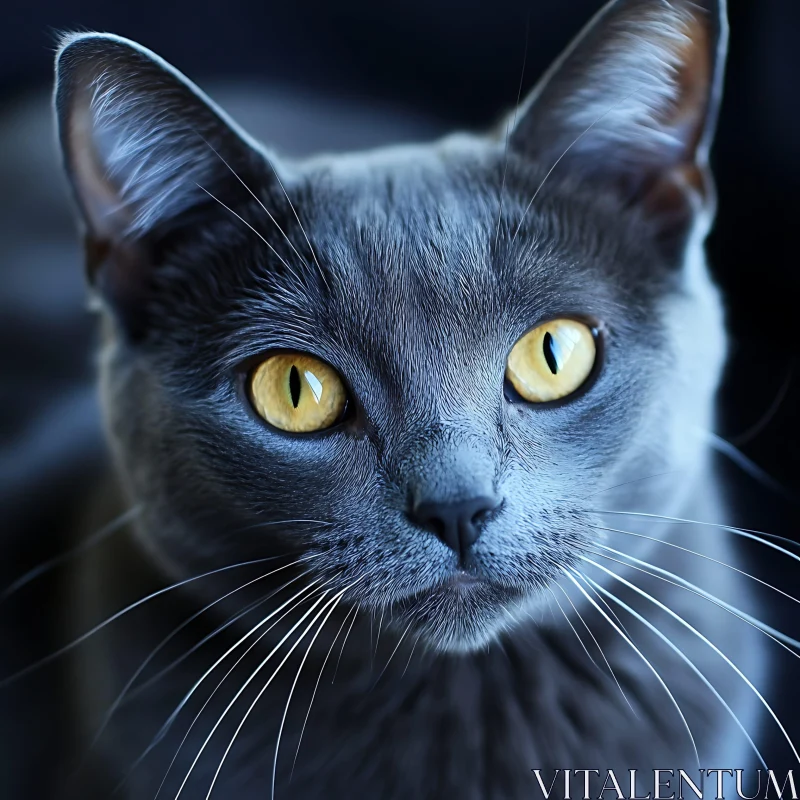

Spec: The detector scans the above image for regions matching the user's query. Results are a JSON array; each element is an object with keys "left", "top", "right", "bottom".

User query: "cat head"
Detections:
[{"left": 55, "top": 0, "right": 727, "bottom": 652}]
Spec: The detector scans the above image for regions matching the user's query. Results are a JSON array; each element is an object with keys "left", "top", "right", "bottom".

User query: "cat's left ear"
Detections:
[
  {"left": 509, "top": 0, "right": 727, "bottom": 233},
  {"left": 55, "top": 32, "right": 266, "bottom": 262}
]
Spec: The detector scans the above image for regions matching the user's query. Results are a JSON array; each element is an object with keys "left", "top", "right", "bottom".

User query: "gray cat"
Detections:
[{"left": 45, "top": 0, "right": 781, "bottom": 796}]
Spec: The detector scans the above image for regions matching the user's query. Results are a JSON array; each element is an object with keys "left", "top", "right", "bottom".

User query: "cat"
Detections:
[{"left": 43, "top": 0, "right": 778, "bottom": 796}]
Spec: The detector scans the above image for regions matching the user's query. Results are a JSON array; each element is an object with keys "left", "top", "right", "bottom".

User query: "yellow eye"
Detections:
[
  {"left": 506, "top": 319, "right": 597, "bottom": 403},
  {"left": 249, "top": 353, "right": 347, "bottom": 432}
]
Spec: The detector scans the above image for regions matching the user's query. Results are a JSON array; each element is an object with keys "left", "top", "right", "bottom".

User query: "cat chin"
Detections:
[{"left": 393, "top": 579, "right": 530, "bottom": 654}]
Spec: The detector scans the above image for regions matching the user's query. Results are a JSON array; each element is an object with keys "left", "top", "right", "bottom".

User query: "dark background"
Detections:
[{"left": 1, "top": 0, "right": 797, "bottom": 787}]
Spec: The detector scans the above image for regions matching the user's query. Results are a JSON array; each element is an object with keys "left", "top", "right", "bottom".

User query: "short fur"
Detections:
[{"left": 52, "top": 1, "right": 769, "bottom": 797}]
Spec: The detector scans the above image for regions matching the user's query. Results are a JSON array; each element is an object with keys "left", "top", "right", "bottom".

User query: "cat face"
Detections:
[{"left": 55, "top": 0, "right": 727, "bottom": 651}]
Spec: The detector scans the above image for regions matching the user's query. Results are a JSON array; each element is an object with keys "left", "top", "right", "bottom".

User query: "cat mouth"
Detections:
[
  {"left": 444, "top": 570, "right": 483, "bottom": 589},
  {"left": 389, "top": 572, "right": 527, "bottom": 652}
]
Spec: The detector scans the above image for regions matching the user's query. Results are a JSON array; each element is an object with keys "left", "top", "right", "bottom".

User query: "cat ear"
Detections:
[
  {"left": 55, "top": 33, "right": 266, "bottom": 274},
  {"left": 509, "top": 0, "right": 727, "bottom": 224}
]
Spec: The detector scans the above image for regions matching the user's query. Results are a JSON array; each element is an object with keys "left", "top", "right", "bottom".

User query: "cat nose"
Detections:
[{"left": 410, "top": 495, "right": 500, "bottom": 560}]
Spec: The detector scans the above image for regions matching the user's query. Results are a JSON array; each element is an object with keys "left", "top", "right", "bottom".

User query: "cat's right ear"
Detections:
[
  {"left": 505, "top": 0, "right": 727, "bottom": 255},
  {"left": 55, "top": 33, "right": 269, "bottom": 323}
]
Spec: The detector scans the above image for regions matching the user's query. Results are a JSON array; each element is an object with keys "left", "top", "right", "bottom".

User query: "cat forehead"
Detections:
[
  {"left": 286, "top": 142, "right": 635, "bottom": 297},
  {"left": 296, "top": 140, "right": 500, "bottom": 242},
  {"left": 301, "top": 133, "right": 496, "bottom": 187},
  {"left": 236, "top": 167, "right": 641, "bottom": 358},
  {"left": 203, "top": 134, "right": 667, "bottom": 364}
]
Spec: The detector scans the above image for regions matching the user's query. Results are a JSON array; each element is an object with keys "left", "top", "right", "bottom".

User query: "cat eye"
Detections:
[
  {"left": 249, "top": 353, "right": 348, "bottom": 433},
  {"left": 505, "top": 319, "right": 597, "bottom": 403}
]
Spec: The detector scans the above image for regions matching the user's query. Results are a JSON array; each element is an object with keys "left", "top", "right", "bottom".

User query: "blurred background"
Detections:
[{"left": 1, "top": 0, "right": 797, "bottom": 793}]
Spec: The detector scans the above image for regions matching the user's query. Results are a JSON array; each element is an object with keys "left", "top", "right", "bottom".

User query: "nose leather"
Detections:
[{"left": 410, "top": 495, "right": 500, "bottom": 560}]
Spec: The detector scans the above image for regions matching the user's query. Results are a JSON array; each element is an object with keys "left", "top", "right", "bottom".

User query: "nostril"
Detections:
[
  {"left": 426, "top": 515, "right": 447, "bottom": 540},
  {"left": 470, "top": 506, "right": 492, "bottom": 527}
]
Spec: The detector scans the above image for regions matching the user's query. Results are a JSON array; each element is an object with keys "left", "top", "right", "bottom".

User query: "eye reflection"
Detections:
[
  {"left": 506, "top": 320, "right": 597, "bottom": 403},
  {"left": 249, "top": 353, "right": 347, "bottom": 432}
]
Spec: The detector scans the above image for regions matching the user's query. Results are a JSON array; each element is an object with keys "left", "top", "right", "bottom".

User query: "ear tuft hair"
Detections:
[
  {"left": 55, "top": 32, "right": 263, "bottom": 240},
  {"left": 509, "top": 0, "right": 727, "bottom": 207}
]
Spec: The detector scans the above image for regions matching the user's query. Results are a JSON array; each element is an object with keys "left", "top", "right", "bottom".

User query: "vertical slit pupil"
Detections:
[
  {"left": 543, "top": 332, "right": 559, "bottom": 375},
  {"left": 289, "top": 365, "right": 302, "bottom": 408}
]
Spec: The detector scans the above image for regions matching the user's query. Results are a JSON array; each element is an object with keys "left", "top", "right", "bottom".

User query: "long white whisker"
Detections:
[
  {"left": 141, "top": 579, "right": 328, "bottom": 796},
  {"left": 494, "top": 17, "right": 530, "bottom": 252},
  {"left": 1, "top": 505, "right": 141, "bottom": 602},
  {"left": 401, "top": 630, "right": 419, "bottom": 678},
  {"left": 553, "top": 583, "right": 637, "bottom": 716},
  {"left": 175, "top": 589, "right": 335, "bottom": 799},
  {"left": 201, "top": 141, "right": 313, "bottom": 272},
  {"left": 547, "top": 587, "right": 603, "bottom": 673},
  {"left": 563, "top": 569, "right": 700, "bottom": 766},
  {"left": 291, "top": 603, "right": 358, "bottom": 780},
  {"left": 332, "top": 602, "right": 359, "bottom": 685},
  {"left": 196, "top": 185, "right": 304, "bottom": 286},
  {"left": 583, "top": 557, "right": 800, "bottom": 765},
  {"left": 729, "top": 366, "right": 794, "bottom": 447},
  {"left": 150, "top": 583, "right": 327, "bottom": 800},
  {"left": 595, "top": 525, "right": 800, "bottom": 606},
  {"left": 511, "top": 87, "right": 641, "bottom": 243},
  {"left": 271, "top": 594, "right": 345, "bottom": 800},
  {"left": 583, "top": 471, "right": 678, "bottom": 499},
  {"left": 577, "top": 572, "right": 767, "bottom": 770},
  {"left": 202, "top": 583, "right": 361, "bottom": 800},
  {"left": 581, "top": 577, "right": 634, "bottom": 640},
  {"left": 126, "top": 588, "right": 279, "bottom": 704},
  {"left": 93, "top": 560, "right": 309, "bottom": 748},
  {"left": 374, "top": 606, "right": 385, "bottom": 659},
  {"left": 265, "top": 163, "right": 331, "bottom": 292},
  {"left": 0, "top": 555, "right": 292, "bottom": 687},
  {"left": 701, "top": 429, "right": 790, "bottom": 497},
  {"left": 372, "top": 621, "right": 413, "bottom": 689},
  {"left": 592, "top": 509, "right": 800, "bottom": 560},
  {"left": 588, "top": 545, "right": 800, "bottom": 658}
]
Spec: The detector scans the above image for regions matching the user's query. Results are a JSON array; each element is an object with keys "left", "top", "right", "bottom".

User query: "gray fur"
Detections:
[{"left": 53, "top": 0, "right": 771, "bottom": 797}]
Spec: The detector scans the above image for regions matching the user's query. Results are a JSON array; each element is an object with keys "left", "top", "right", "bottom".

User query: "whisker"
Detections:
[
  {"left": 0, "top": 555, "right": 298, "bottom": 687},
  {"left": 582, "top": 557, "right": 800, "bottom": 764},
  {"left": 200, "top": 141, "right": 314, "bottom": 273},
  {"left": 291, "top": 603, "right": 358, "bottom": 780},
  {"left": 494, "top": 15, "right": 530, "bottom": 252},
  {"left": 552, "top": 583, "right": 637, "bottom": 717},
  {"left": 587, "top": 545, "right": 800, "bottom": 657},
  {"left": 577, "top": 571, "right": 768, "bottom": 770},
  {"left": 332, "top": 602, "right": 359, "bottom": 685},
  {"left": 547, "top": 586, "right": 603, "bottom": 673},
  {"left": 401, "top": 632, "right": 419, "bottom": 678},
  {"left": 594, "top": 525, "right": 800, "bottom": 606},
  {"left": 130, "top": 578, "right": 329, "bottom": 794},
  {"left": 730, "top": 363, "right": 794, "bottom": 447},
  {"left": 202, "top": 578, "right": 365, "bottom": 800},
  {"left": 126, "top": 590, "right": 279, "bottom": 704},
  {"left": 563, "top": 569, "right": 700, "bottom": 766},
  {"left": 580, "top": 578, "right": 633, "bottom": 640},
  {"left": 93, "top": 560, "right": 311, "bottom": 748},
  {"left": 374, "top": 606, "right": 385, "bottom": 659},
  {"left": 371, "top": 620, "right": 413, "bottom": 690},
  {"left": 1, "top": 505, "right": 140, "bottom": 602},
  {"left": 271, "top": 594, "right": 345, "bottom": 800},
  {"left": 591, "top": 509, "right": 800, "bottom": 558},
  {"left": 699, "top": 429, "right": 793, "bottom": 499},
  {"left": 510, "top": 87, "right": 642, "bottom": 244},
  {"left": 196, "top": 184, "right": 305, "bottom": 286},
  {"left": 149, "top": 586, "right": 328, "bottom": 799},
  {"left": 265, "top": 162, "right": 331, "bottom": 292},
  {"left": 583, "top": 471, "right": 678, "bottom": 499},
  {"left": 175, "top": 588, "right": 337, "bottom": 799},
  {"left": 235, "top": 519, "right": 333, "bottom": 532}
]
